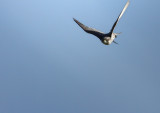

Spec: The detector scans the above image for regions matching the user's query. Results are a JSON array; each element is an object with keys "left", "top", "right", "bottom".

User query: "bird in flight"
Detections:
[{"left": 73, "top": 0, "right": 130, "bottom": 45}]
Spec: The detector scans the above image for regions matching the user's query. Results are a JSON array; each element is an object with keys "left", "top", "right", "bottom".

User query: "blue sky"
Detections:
[{"left": 0, "top": 0, "right": 160, "bottom": 113}]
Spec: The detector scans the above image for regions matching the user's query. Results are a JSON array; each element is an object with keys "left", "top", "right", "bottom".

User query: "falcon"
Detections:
[{"left": 73, "top": 0, "right": 130, "bottom": 45}]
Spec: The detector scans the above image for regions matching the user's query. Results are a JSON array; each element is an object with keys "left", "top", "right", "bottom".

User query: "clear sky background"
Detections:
[{"left": 0, "top": 0, "right": 160, "bottom": 113}]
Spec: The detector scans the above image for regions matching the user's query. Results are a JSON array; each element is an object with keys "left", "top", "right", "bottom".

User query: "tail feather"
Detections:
[{"left": 114, "top": 32, "right": 122, "bottom": 35}]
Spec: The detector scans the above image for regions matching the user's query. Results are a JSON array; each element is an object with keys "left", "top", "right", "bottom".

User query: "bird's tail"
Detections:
[
  {"left": 114, "top": 32, "right": 122, "bottom": 35},
  {"left": 114, "top": 32, "right": 122, "bottom": 38}
]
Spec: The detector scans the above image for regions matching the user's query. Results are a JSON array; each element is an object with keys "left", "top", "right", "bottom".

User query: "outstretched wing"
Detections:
[
  {"left": 110, "top": 0, "right": 130, "bottom": 33},
  {"left": 73, "top": 18, "right": 104, "bottom": 39}
]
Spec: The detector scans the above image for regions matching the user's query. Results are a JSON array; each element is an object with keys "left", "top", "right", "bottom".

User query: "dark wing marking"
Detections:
[
  {"left": 73, "top": 18, "right": 104, "bottom": 39},
  {"left": 110, "top": 0, "right": 130, "bottom": 33}
]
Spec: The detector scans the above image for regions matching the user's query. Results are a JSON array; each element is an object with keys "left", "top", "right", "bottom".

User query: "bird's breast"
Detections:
[
  {"left": 102, "top": 39, "right": 110, "bottom": 45},
  {"left": 102, "top": 36, "right": 115, "bottom": 45}
]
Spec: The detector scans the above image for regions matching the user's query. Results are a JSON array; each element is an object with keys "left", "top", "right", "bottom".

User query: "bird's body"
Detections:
[
  {"left": 73, "top": 0, "right": 130, "bottom": 45},
  {"left": 101, "top": 33, "right": 117, "bottom": 45}
]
